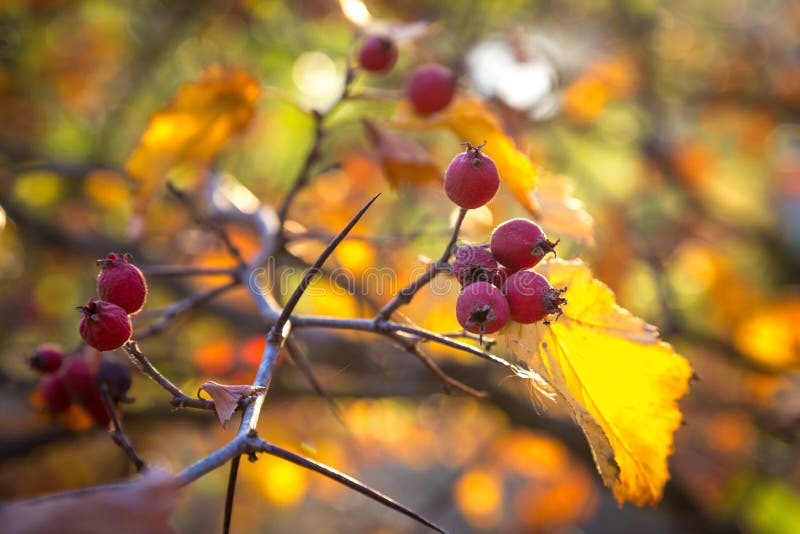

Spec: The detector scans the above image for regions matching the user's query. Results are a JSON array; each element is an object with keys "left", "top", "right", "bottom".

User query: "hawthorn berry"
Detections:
[
  {"left": 358, "top": 34, "right": 398, "bottom": 73},
  {"left": 95, "top": 359, "right": 132, "bottom": 404},
  {"left": 444, "top": 142, "right": 500, "bottom": 209},
  {"left": 490, "top": 218, "right": 559, "bottom": 271},
  {"left": 61, "top": 355, "right": 96, "bottom": 402},
  {"left": 41, "top": 374, "right": 71, "bottom": 413},
  {"left": 78, "top": 300, "right": 132, "bottom": 352},
  {"left": 504, "top": 270, "right": 566, "bottom": 324},
  {"left": 455, "top": 281, "right": 510, "bottom": 335},
  {"left": 96, "top": 252, "right": 148, "bottom": 314},
  {"left": 408, "top": 63, "right": 456, "bottom": 115},
  {"left": 452, "top": 245, "right": 498, "bottom": 286},
  {"left": 84, "top": 390, "right": 111, "bottom": 427},
  {"left": 29, "top": 343, "right": 64, "bottom": 374}
]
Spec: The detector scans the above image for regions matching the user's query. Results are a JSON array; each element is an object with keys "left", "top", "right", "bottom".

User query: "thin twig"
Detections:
[
  {"left": 284, "top": 336, "right": 345, "bottom": 423},
  {"left": 123, "top": 341, "right": 215, "bottom": 411},
  {"left": 99, "top": 385, "right": 147, "bottom": 472},
  {"left": 254, "top": 439, "right": 446, "bottom": 533},
  {"left": 222, "top": 455, "right": 241, "bottom": 534},
  {"left": 142, "top": 265, "right": 240, "bottom": 277},
  {"left": 376, "top": 208, "right": 467, "bottom": 321}
]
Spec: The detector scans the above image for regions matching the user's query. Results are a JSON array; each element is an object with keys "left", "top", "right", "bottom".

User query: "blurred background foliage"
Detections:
[{"left": 1, "top": 0, "right": 799, "bottom": 532}]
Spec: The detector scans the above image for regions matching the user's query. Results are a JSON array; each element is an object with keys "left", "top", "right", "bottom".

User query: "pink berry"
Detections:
[
  {"left": 444, "top": 142, "right": 500, "bottom": 209},
  {"left": 504, "top": 271, "right": 566, "bottom": 324},
  {"left": 490, "top": 219, "right": 559, "bottom": 271},
  {"left": 41, "top": 374, "right": 71, "bottom": 413},
  {"left": 78, "top": 300, "right": 132, "bottom": 352},
  {"left": 96, "top": 252, "right": 148, "bottom": 314},
  {"left": 455, "top": 281, "right": 510, "bottom": 334},
  {"left": 408, "top": 63, "right": 455, "bottom": 115},
  {"left": 358, "top": 35, "right": 398, "bottom": 73},
  {"left": 29, "top": 343, "right": 64, "bottom": 373},
  {"left": 452, "top": 245, "right": 497, "bottom": 286}
]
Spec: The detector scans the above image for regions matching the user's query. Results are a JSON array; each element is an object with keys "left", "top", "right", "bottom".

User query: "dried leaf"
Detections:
[
  {"left": 363, "top": 119, "right": 440, "bottom": 187},
  {"left": 503, "top": 259, "right": 692, "bottom": 505},
  {"left": 534, "top": 172, "right": 595, "bottom": 246},
  {"left": 199, "top": 380, "right": 266, "bottom": 425},
  {"left": 393, "top": 95, "right": 540, "bottom": 213},
  {"left": 2, "top": 469, "right": 180, "bottom": 534},
  {"left": 125, "top": 66, "right": 259, "bottom": 228}
]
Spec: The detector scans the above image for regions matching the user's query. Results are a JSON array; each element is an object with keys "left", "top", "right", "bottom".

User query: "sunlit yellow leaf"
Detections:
[
  {"left": 125, "top": 66, "right": 259, "bottom": 226},
  {"left": 394, "top": 95, "right": 540, "bottom": 213},
  {"left": 363, "top": 119, "right": 440, "bottom": 187},
  {"left": 503, "top": 259, "right": 692, "bottom": 505},
  {"left": 534, "top": 172, "right": 595, "bottom": 245}
]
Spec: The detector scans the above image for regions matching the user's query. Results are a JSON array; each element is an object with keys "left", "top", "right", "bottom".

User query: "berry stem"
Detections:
[{"left": 99, "top": 384, "right": 147, "bottom": 473}]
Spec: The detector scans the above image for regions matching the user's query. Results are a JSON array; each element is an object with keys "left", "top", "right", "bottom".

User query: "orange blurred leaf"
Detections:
[
  {"left": 125, "top": 66, "right": 259, "bottom": 230},
  {"left": 2, "top": 469, "right": 180, "bottom": 534},
  {"left": 363, "top": 120, "right": 440, "bottom": 187},
  {"left": 393, "top": 95, "right": 540, "bottom": 213},
  {"left": 534, "top": 172, "right": 595, "bottom": 245},
  {"left": 198, "top": 381, "right": 266, "bottom": 425},
  {"left": 734, "top": 296, "right": 800, "bottom": 370},
  {"left": 503, "top": 259, "right": 692, "bottom": 505}
]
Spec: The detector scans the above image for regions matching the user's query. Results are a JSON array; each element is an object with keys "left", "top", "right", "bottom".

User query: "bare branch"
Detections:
[
  {"left": 141, "top": 265, "right": 240, "bottom": 277},
  {"left": 222, "top": 455, "right": 241, "bottom": 534},
  {"left": 99, "top": 385, "right": 147, "bottom": 473},
  {"left": 284, "top": 336, "right": 345, "bottom": 423}
]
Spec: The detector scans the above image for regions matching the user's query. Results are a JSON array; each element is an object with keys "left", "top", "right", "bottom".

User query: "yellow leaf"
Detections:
[
  {"left": 534, "top": 172, "right": 595, "bottom": 246},
  {"left": 125, "top": 66, "right": 259, "bottom": 223},
  {"left": 394, "top": 95, "right": 540, "bottom": 213},
  {"left": 503, "top": 259, "right": 692, "bottom": 505}
]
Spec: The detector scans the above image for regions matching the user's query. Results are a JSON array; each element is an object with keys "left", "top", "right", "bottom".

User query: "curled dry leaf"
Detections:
[
  {"left": 503, "top": 259, "right": 692, "bottom": 505},
  {"left": 198, "top": 381, "right": 266, "bottom": 426},
  {"left": 2, "top": 469, "right": 181, "bottom": 534},
  {"left": 124, "top": 65, "right": 259, "bottom": 236},
  {"left": 363, "top": 119, "right": 440, "bottom": 187}
]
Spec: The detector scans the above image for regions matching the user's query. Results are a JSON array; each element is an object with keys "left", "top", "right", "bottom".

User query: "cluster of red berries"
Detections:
[
  {"left": 78, "top": 252, "right": 147, "bottom": 352},
  {"left": 29, "top": 344, "right": 132, "bottom": 426},
  {"left": 358, "top": 34, "right": 456, "bottom": 115}
]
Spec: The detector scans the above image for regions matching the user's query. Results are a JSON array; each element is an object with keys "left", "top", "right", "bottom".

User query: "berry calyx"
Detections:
[
  {"left": 96, "top": 252, "right": 148, "bottom": 314},
  {"left": 358, "top": 35, "right": 398, "bottom": 73},
  {"left": 452, "top": 245, "right": 498, "bottom": 286},
  {"left": 444, "top": 142, "right": 501, "bottom": 209},
  {"left": 29, "top": 343, "right": 64, "bottom": 373},
  {"left": 408, "top": 63, "right": 456, "bottom": 115},
  {"left": 490, "top": 218, "right": 559, "bottom": 271},
  {"left": 95, "top": 359, "right": 132, "bottom": 404},
  {"left": 78, "top": 300, "right": 132, "bottom": 352},
  {"left": 504, "top": 270, "right": 567, "bottom": 324},
  {"left": 41, "top": 374, "right": 71, "bottom": 413},
  {"left": 455, "top": 281, "right": 510, "bottom": 335}
]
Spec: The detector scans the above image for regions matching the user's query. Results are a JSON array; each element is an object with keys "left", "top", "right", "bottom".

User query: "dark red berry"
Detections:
[
  {"left": 95, "top": 359, "right": 132, "bottom": 403},
  {"left": 29, "top": 343, "right": 64, "bottom": 373},
  {"left": 492, "top": 266, "right": 515, "bottom": 289},
  {"left": 452, "top": 245, "right": 498, "bottom": 286},
  {"left": 41, "top": 374, "right": 71, "bottom": 413},
  {"left": 444, "top": 142, "right": 500, "bottom": 209},
  {"left": 455, "top": 281, "right": 510, "bottom": 335},
  {"left": 504, "top": 270, "right": 566, "bottom": 324},
  {"left": 408, "top": 63, "right": 455, "bottom": 115},
  {"left": 96, "top": 252, "right": 148, "bottom": 314},
  {"left": 61, "top": 356, "right": 96, "bottom": 402},
  {"left": 78, "top": 300, "right": 132, "bottom": 352},
  {"left": 84, "top": 389, "right": 111, "bottom": 427},
  {"left": 358, "top": 35, "right": 398, "bottom": 73},
  {"left": 490, "top": 219, "right": 559, "bottom": 271}
]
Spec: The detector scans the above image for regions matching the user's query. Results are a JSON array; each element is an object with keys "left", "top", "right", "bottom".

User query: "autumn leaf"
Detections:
[
  {"left": 503, "top": 259, "right": 692, "bottom": 505},
  {"left": 534, "top": 172, "right": 595, "bottom": 245},
  {"left": 2, "top": 469, "right": 181, "bottom": 534},
  {"left": 393, "top": 95, "right": 540, "bottom": 213},
  {"left": 363, "top": 119, "right": 440, "bottom": 187},
  {"left": 198, "top": 381, "right": 266, "bottom": 425},
  {"left": 125, "top": 65, "right": 259, "bottom": 231}
]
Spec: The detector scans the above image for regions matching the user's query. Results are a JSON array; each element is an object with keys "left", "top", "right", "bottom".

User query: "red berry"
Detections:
[
  {"left": 96, "top": 252, "right": 148, "bottom": 314},
  {"left": 61, "top": 356, "right": 96, "bottom": 402},
  {"left": 41, "top": 374, "right": 71, "bottom": 413},
  {"left": 455, "top": 281, "right": 510, "bottom": 334},
  {"left": 504, "top": 271, "right": 566, "bottom": 324},
  {"left": 408, "top": 63, "right": 455, "bottom": 115},
  {"left": 95, "top": 359, "right": 132, "bottom": 403},
  {"left": 78, "top": 300, "right": 132, "bottom": 352},
  {"left": 29, "top": 343, "right": 64, "bottom": 373},
  {"left": 84, "top": 389, "right": 111, "bottom": 427},
  {"left": 444, "top": 142, "right": 500, "bottom": 209},
  {"left": 358, "top": 35, "right": 398, "bottom": 73},
  {"left": 490, "top": 219, "right": 559, "bottom": 271},
  {"left": 492, "top": 266, "right": 515, "bottom": 289},
  {"left": 452, "top": 245, "right": 497, "bottom": 286}
]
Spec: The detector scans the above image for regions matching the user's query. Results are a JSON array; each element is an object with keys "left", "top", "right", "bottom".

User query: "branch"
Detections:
[
  {"left": 141, "top": 265, "right": 240, "bottom": 277},
  {"left": 284, "top": 336, "right": 345, "bottom": 423},
  {"left": 377, "top": 208, "right": 467, "bottom": 321},
  {"left": 254, "top": 439, "right": 446, "bottom": 533},
  {"left": 222, "top": 455, "right": 241, "bottom": 534},
  {"left": 99, "top": 385, "right": 147, "bottom": 473}
]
